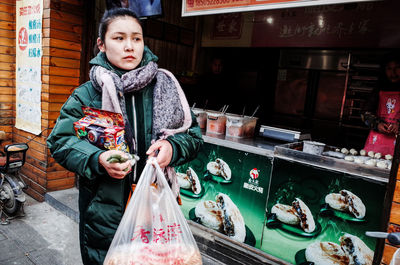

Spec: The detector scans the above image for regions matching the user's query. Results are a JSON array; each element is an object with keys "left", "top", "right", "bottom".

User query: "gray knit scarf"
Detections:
[
  {"left": 90, "top": 61, "right": 192, "bottom": 152},
  {"left": 89, "top": 61, "right": 193, "bottom": 197}
]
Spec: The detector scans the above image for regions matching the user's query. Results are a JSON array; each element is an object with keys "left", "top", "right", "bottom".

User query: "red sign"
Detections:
[
  {"left": 182, "top": 0, "right": 378, "bottom": 16},
  {"left": 212, "top": 13, "right": 243, "bottom": 39},
  {"left": 251, "top": 2, "right": 384, "bottom": 48},
  {"left": 18, "top": 27, "right": 28, "bottom": 51}
]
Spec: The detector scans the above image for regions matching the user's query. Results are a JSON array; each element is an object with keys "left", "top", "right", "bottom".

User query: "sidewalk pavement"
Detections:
[
  {"left": 0, "top": 187, "right": 223, "bottom": 265},
  {"left": 0, "top": 191, "right": 81, "bottom": 265}
]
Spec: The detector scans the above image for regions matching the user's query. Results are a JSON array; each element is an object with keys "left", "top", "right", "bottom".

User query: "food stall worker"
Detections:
[
  {"left": 197, "top": 56, "right": 235, "bottom": 110},
  {"left": 47, "top": 8, "right": 203, "bottom": 265},
  {"left": 361, "top": 53, "right": 400, "bottom": 155}
]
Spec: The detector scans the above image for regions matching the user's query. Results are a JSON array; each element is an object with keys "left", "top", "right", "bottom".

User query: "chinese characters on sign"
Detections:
[
  {"left": 251, "top": 2, "right": 380, "bottom": 47},
  {"left": 212, "top": 13, "right": 243, "bottom": 39},
  {"left": 279, "top": 19, "right": 370, "bottom": 39},
  {"left": 243, "top": 168, "right": 264, "bottom": 194},
  {"left": 16, "top": 0, "right": 43, "bottom": 135},
  {"left": 131, "top": 222, "right": 183, "bottom": 244}
]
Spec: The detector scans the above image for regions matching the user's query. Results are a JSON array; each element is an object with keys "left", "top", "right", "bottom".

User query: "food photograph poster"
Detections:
[{"left": 15, "top": 0, "right": 43, "bottom": 135}]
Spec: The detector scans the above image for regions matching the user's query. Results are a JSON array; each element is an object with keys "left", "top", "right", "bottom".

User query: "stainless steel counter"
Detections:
[
  {"left": 274, "top": 142, "right": 390, "bottom": 184},
  {"left": 202, "top": 134, "right": 390, "bottom": 184},
  {"left": 202, "top": 133, "right": 277, "bottom": 158}
]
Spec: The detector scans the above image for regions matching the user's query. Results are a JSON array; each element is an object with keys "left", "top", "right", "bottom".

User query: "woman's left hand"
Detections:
[
  {"left": 388, "top": 123, "right": 399, "bottom": 135},
  {"left": 146, "top": 140, "right": 173, "bottom": 168}
]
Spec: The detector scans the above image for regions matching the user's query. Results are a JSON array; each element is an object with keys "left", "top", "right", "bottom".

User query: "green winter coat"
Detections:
[{"left": 47, "top": 47, "right": 203, "bottom": 265}]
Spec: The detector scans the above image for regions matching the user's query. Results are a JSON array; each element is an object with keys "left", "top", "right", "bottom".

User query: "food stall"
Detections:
[
  {"left": 16, "top": 0, "right": 397, "bottom": 263},
  {"left": 175, "top": 117, "right": 391, "bottom": 263},
  {"left": 175, "top": 0, "right": 400, "bottom": 264},
  {"left": 0, "top": 0, "right": 397, "bottom": 263}
]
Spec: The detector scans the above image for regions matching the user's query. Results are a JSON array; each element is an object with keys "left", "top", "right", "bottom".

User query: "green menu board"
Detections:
[
  {"left": 261, "top": 158, "right": 386, "bottom": 264},
  {"left": 176, "top": 142, "right": 272, "bottom": 249}
]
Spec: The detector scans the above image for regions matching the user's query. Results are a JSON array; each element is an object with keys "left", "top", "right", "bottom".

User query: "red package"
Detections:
[{"left": 73, "top": 106, "right": 128, "bottom": 152}]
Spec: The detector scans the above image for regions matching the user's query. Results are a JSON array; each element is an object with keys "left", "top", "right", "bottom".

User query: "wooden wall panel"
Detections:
[
  {"left": 42, "top": 56, "right": 81, "bottom": 68},
  {"left": 0, "top": 0, "right": 85, "bottom": 201},
  {"left": 47, "top": 177, "right": 75, "bottom": 191},
  {"left": 41, "top": 0, "right": 84, "bottom": 193},
  {"left": 0, "top": 2, "right": 15, "bottom": 148},
  {"left": 382, "top": 244, "right": 397, "bottom": 265},
  {"left": 42, "top": 83, "right": 75, "bottom": 93},
  {"left": 0, "top": 53, "right": 14, "bottom": 62},
  {"left": 393, "top": 181, "right": 400, "bottom": 203},
  {"left": 42, "top": 17, "right": 82, "bottom": 34},
  {"left": 0, "top": 28, "right": 14, "bottom": 38},
  {"left": 382, "top": 170, "right": 400, "bottom": 264},
  {"left": 0, "top": 3, "right": 14, "bottom": 13},
  {"left": 48, "top": 10, "right": 82, "bottom": 25}
]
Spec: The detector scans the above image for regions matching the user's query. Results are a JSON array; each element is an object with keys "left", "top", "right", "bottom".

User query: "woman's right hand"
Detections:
[
  {"left": 99, "top": 150, "right": 132, "bottom": 179},
  {"left": 377, "top": 122, "right": 390, "bottom": 134}
]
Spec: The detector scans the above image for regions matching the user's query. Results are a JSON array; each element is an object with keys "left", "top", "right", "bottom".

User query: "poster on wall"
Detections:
[
  {"left": 15, "top": 0, "right": 43, "bottom": 135},
  {"left": 182, "top": 0, "right": 380, "bottom": 16}
]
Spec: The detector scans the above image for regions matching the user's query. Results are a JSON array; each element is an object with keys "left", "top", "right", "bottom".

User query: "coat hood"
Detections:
[{"left": 89, "top": 45, "right": 159, "bottom": 76}]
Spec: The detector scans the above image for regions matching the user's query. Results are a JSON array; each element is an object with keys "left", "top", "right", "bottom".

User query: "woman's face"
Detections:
[
  {"left": 98, "top": 16, "right": 144, "bottom": 70},
  {"left": 385, "top": 61, "right": 400, "bottom": 84}
]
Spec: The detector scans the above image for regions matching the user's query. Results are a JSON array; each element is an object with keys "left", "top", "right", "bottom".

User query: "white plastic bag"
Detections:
[{"left": 104, "top": 158, "right": 203, "bottom": 265}]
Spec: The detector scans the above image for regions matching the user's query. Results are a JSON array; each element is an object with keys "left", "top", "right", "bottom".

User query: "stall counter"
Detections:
[
  {"left": 176, "top": 134, "right": 276, "bottom": 249},
  {"left": 176, "top": 134, "right": 390, "bottom": 264},
  {"left": 202, "top": 134, "right": 277, "bottom": 158}
]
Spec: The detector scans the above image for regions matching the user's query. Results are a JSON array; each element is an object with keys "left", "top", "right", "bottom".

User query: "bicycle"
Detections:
[{"left": 0, "top": 132, "right": 29, "bottom": 225}]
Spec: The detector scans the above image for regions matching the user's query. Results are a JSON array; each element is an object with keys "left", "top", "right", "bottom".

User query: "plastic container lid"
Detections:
[
  {"left": 206, "top": 110, "right": 226, "bottom": 118},
  {"left": 192, "top": 108, "right": 206, "bottom": 115},
  {"left": 226, "top": 113, "right": 246, "bottom": 120},
  {"left": 303, "top": 141, "right": 325, "bottom": 155},
  {"left": 226, "top": 113, "right": 246, "bottom": 125}
]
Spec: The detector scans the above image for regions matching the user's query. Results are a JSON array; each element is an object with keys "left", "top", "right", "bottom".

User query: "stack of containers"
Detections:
[{"left": 203, "top": 104, "right": 258, "bottom": 138}]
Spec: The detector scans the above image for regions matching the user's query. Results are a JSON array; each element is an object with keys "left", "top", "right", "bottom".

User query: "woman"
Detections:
[
  {"left": 362, "top": 52, "right": 400, "bottom": 156},
  {"left": 47, "top": 8, "right": 203, "bottom": 264}
]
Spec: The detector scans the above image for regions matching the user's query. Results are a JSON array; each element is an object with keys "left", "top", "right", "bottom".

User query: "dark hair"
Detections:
[
  {"left": 378, "top": 51, "right": 400, "bottom": 86},
  {"left": 381, "top": 51, "right": 400, "bottom": 67},
  {"left": 98, "top": 8, "right": 141, "bottom": 43}
]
